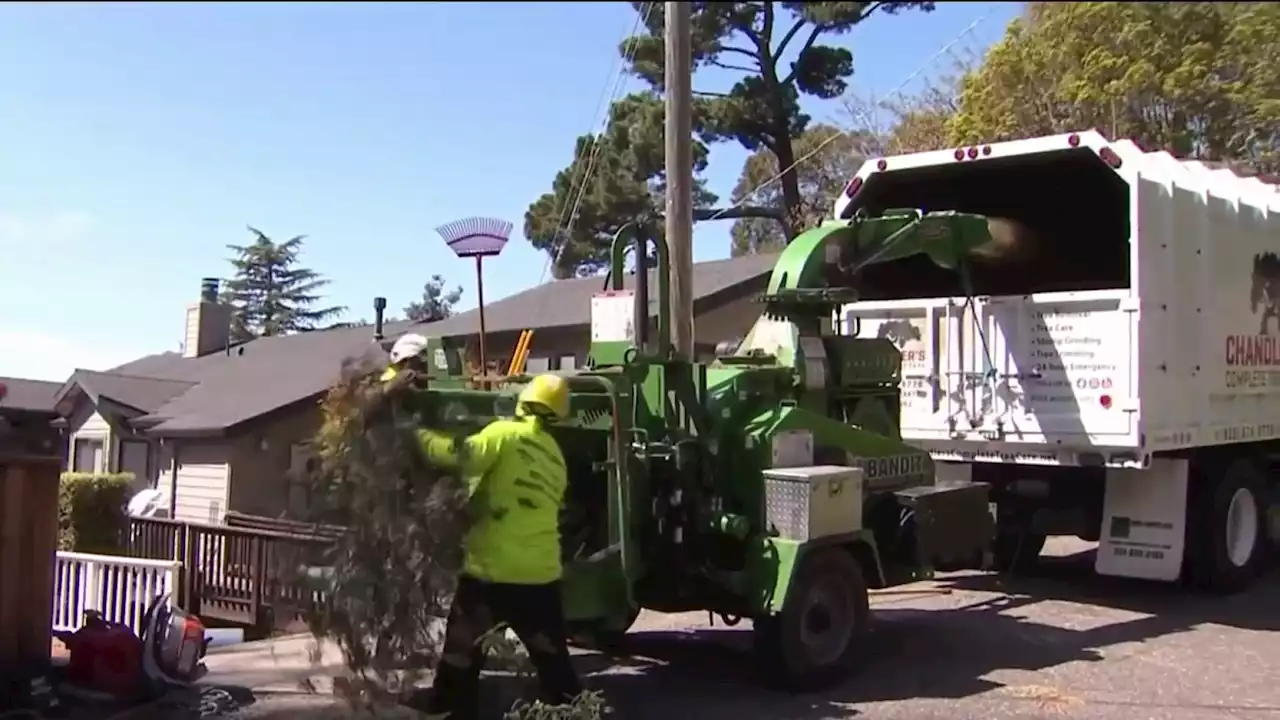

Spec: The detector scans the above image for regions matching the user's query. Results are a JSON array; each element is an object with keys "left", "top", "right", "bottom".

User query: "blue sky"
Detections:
[{"left": 0, "top": 1, "right": 1020, "bottom": 381}]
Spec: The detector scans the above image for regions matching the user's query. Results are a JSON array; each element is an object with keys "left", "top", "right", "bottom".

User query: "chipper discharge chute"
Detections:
[{"left": 409, "top": 210, "right": 998, "bottom": 691}]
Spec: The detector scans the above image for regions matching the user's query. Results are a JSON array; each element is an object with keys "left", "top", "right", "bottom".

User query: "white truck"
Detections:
[{"left": 834, "top": 129, "right": 1280, "bottom": 592}]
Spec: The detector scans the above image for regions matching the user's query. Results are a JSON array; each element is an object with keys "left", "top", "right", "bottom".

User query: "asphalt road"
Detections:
[
  {"left": 586, "top": 539, "right": 1280, "bottom": 720},
  {"left": 224, "top": 539, "right": 1279, "bottom": 720}
]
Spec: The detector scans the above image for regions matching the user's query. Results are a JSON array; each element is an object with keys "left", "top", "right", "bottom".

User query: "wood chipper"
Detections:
[{"left": 407, "top": 210, "right": 999, "bottom": 691}]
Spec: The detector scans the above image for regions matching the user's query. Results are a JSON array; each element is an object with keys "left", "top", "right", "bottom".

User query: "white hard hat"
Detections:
[{"left": 389, "top": 333, "right": 430, "bottom": 364}]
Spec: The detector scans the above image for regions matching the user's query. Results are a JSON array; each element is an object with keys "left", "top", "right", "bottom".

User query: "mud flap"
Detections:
[{"left": 894, "top": 482, "right": 993, "bottom": 569}]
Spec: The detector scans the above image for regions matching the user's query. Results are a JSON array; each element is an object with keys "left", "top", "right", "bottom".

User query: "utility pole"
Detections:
[{"left": 664, "top": 0, "right": 694, "bottom": 361}]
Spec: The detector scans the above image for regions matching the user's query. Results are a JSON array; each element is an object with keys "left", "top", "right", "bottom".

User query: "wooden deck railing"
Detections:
[{"left": 125, "top": 515, "right": 337, "bottom": 632}]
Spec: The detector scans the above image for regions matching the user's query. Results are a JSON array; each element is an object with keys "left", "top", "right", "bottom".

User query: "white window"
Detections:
[
  {"left": 525, "top": 356, "right": 550, "bottom": 373},
  {"left": 558, "top": 355, "right": 577, "bottom": 371},
  {"left": 119, "top": 440, "right": 151, "bottom": 487},
  {"left": 73, "top": 437, "right": 104, "bottom": 473}
]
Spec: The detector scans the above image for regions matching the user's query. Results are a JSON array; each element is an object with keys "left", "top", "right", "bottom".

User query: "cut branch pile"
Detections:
[{"left": 301, "top": 361, "right": 608, "bottom": 719}]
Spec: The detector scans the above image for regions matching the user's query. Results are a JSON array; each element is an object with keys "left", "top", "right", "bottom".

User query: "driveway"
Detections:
[
  {"left": 203, "top": 539, "right": 1280, "bottom": 720},
  {"left": 593, "top": 539, "right": 1280, "bottom": 720}
]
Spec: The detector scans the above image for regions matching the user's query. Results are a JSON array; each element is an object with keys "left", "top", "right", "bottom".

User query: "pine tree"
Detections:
[
  {"left": 222, "top": 227, "right": 346, "bottom": 342},
  {"left": 403, "top": 274, "right": 463, "bottom": 323}
]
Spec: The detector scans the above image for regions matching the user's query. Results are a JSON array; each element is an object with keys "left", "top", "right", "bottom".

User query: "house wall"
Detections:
[
  {"left": 158, "top": 440, "right": 233, "bottom": 524},
  {"left": 226, "top": 401, "right": 323, "bottom": 519},
  {"left": 66, "top": 404, "right": 111, "bottom": 475},
  {"left": 65, "top": 400, "right": 158, "bottom": 495}
]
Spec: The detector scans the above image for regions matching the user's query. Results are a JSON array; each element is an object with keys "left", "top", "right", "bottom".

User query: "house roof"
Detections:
[
  {"left": 421, "top": 252, "right": 780, "bottom": 337},
  {"left": 54, "top": 370, "right": 196, "bottom": 415},
  {"left": 67, "top": 253, "right": 779, "bottom": 436},
  {"left": 0, "top": 376, "right": 62, "bottom": 413}
]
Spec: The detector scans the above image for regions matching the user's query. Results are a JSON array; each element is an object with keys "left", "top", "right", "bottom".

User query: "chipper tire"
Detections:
[
  {"left": 1184, "top": 458, "right": 1270, "bottom": 594},
  {"left": 753, "top": 547, "right": 870, "bottom": 692}
]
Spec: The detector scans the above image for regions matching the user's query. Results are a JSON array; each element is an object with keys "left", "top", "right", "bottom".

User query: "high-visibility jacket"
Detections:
[{"left": 418, "top": 413, "right": 567, "bottom": 585}]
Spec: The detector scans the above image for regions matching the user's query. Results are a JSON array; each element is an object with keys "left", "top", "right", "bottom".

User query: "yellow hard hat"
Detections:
[{"left": 517, "top": 374, "right": 570, "bottom": 419}]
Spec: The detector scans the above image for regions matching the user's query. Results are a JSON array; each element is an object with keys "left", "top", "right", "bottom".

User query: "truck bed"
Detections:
[{"left": 837, "top": 131, "right": 1280, "bottom": 466}]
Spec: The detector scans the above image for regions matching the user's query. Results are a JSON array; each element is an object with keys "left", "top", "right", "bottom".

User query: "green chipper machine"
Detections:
[{"left": 414, "top": 210, "right": 999, "bottom": 691}]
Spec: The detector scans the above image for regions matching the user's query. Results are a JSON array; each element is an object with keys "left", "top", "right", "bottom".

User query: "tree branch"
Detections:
[
  {"left": 780, "top": 3, "right": 883, "bottom": 86},
  {"left": 719, "top": 45, "right": 760, "bottom": 61},
  {"left": 762, "top": 3, "right": 775, "bottom": 46},
  {"left": 775, "top": 19, "right": 808, "bottom": 58},
  {"left": 711, "top": 59, "right": 757, "bottom": 73},
  {"left": 780, "top": 25, "right": 824, "bottom": 85},
  {"left": 694, "top": 89, "right": 730, "bottom": 98}
]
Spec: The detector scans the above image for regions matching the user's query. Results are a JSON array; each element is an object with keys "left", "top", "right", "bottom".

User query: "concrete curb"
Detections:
[{"left": 207, "top": 632, "right": 314, "bottom": 654}]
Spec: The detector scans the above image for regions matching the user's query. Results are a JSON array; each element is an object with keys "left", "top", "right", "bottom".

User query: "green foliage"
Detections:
[
  {"left": 403, "top": 274, "right": 463, "bottom": 323},
  {"left": 523, "top": 92, "right": 717, "bottom": 278},
  {"left": 222, "top": 226, "right": 347, "bottom": 342},
  {"left": 730, "top": 124, "right": 873, "bottom": 255},
  {"left": 304, "top": 361, "right": 469, "bottom": 695},
  {"left": 58, "top": 472, "right": 133, "bottom": 553},
  {"left": 622, "top": 1, "right": 934, "bottom": 239},
  {"left": 949, "top": 2, "right": 1280, "bottom": 170},
  {"left": 303, "top": 365, "right": 607, "bottom": 718}
]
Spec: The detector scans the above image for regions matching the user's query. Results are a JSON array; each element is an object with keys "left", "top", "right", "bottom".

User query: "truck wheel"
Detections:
[
  {"left": 753, "top": 547, "right": 869, "bottom": 692},
  {"left": 991, "top": 529, "right": 1046, "bottom": 573},
  {"left": 1185, "top": 459, "right": 1269, "bottom": 593}
]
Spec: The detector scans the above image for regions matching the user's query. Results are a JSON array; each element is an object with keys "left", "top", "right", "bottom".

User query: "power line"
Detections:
[{"left": 538, "top": 1, "right": 656, "bottom": 283}]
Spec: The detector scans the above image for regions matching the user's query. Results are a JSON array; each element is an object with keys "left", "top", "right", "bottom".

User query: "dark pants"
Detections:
[{"left": 428, "top": 575, "right": 582, "bottom": 720}]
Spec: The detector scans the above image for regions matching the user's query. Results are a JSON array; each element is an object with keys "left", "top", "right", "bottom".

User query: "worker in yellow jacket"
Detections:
[{"left": 417, "top": 373, "right": 582, "bottom": 719}]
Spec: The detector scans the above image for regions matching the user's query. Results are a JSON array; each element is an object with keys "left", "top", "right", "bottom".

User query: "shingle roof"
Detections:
[
  {"left": 93, "top": 253, "right": 778, "bottom": 435},
  {"left": 55, "top": 370, "right": 196, "bottom": 414},
  {"left": 0, "top": 377, "right": 62, "bottom": 413},
  {"left": 424, "top": 252, "right": 780, "bottom": 337}
]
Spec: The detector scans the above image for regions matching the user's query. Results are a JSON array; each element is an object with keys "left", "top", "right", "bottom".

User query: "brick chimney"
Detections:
[{"left": 183, "top": 277, "right": 233, "bottom": 358}]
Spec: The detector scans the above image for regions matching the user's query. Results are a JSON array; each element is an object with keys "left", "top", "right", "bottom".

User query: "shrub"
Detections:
[{"left": 58, "top": 472, "right": 134, "bottom": 554}]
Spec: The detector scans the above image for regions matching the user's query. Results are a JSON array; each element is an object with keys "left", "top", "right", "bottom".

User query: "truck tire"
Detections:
[
  {"left": 753, "top": 547, "right": 870, "bottom": 692},
  {"left": 1185, "top": 458, "right": 1270, "bottom": 594},
  {"left": 991, "top": 529, "right": 1047, "bottom": 574}
]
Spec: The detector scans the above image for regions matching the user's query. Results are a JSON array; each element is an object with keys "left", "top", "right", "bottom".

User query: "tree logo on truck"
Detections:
[
  {"left": 877, "top": 320, "right": 925, "bottom": 366},
  {"left": 1249, "top": 252, "right": 1280, "bottom": 334}
]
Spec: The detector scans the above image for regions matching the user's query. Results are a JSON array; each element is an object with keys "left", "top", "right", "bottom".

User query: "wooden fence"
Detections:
[
  {"left": 124, "top": 514, "right": 339, "bottom": 634},
  {"left": 0, "top": 454, "right": 60, "bottom": 704}
]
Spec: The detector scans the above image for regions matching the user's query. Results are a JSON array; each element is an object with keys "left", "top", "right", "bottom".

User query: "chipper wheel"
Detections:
[{"left": 753, "top": 547, "right": 870, "bottom": 692}]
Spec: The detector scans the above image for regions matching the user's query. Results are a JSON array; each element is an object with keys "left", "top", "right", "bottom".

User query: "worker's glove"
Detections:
[{"left": 383, "top": 367, "right": 422, "bottom": 396}]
